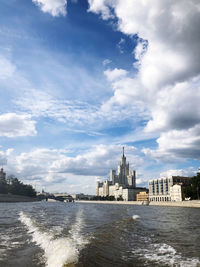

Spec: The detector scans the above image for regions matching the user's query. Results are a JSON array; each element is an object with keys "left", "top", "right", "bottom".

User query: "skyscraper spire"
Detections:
[{"left": 123, "top": 146, "right": 125, "bottom": 157}]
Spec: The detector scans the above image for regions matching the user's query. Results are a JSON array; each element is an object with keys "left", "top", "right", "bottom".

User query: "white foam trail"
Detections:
[
  {"left": 136, "top": 243, "right": 200, "bottom": 267},
  {"left": 19, "top": 211, "right": 88, "bottom": 267},
  {"left": 132, "top": 215, "right": 140, "bottom": 220}
]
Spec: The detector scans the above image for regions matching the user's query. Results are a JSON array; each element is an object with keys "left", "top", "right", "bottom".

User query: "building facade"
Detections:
[
  {"left": 149, "top": 176, "right": 190, "bottom": 202},
  {"left": 96, "top": 148, "right": 147, "bottom": 201},
  {"left": 170, "top": 184, "right": 183, "bottom": 202},
  {"left": 136, "top": 191, "right": 149, "bottom": 201}
]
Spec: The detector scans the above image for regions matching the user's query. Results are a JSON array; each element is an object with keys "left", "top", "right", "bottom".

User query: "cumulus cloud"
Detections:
[
  {"left": 104, "top": 68, "right": 128, "bottom": 82},
  {"left": 145, "top": 79, "right": 200, "bottom": 133},
  {"left": 88, "top": 0, "right": 200, "bottom": 163},
  {"left": 32, "top": 0, "right": 67, "bottom": 17},
  {"left": 88, "top": 0, "right": 115, "bottom": 20},
  {"left": 0, "top": 113, "right": 37, "bottom": 138},
  {"left": 3, "top": 145, "right": 143, "bottom": 193},
  {"left": 89, "top": 0, "right": 200, "bottom": 87},
  {"left": 142, "top": 124, "right": 200, "bottom": 162},
  {"left": 51, "top": 144, "right": 142, "bottom": 175},
  {"left": 7, "top": 145, "right": 141, "bottom": 178},
  {"left": 160, "top": 167, "right": 196, "bottom": 178}
]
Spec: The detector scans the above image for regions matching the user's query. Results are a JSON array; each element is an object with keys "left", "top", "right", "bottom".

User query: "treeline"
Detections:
[
  {"left": 0, "top": 175, "right": 36, "bottom": 197},
  {"left": 183, "top": 173, "right": 200, "bottom": 200}
]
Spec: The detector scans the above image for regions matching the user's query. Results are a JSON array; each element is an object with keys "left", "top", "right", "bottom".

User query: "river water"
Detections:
[{"left": 0, "top": 202, "right": 200, "bottom": 267}]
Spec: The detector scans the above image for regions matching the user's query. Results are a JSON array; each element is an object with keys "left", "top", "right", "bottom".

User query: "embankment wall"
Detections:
[
  {"left": 0, "top": 194, "right": 38, "bottom": 203},
  {"left": 76, "top": 200, "right": 200, "bottom": 208}
]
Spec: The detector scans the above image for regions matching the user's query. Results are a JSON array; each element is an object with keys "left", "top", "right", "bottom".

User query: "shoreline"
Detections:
[
  {"left": 76, "top": 200, "right": 200, "bottom": 208},
  {"left": 0, "top": 193, "right": 38, "bottom": 203}
]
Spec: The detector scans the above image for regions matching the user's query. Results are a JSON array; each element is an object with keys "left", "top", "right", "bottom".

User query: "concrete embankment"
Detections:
[
  {"left": 149, "top": 200, "right": 200, "bottom": 208},
  {"left": 76, "top": 200, "right": 200, "bottom": 208},
  {"left": 0, "top": 194, "right": 38, "bottom": 203},
  {"left": 76, "top": 200, "right": 143, "bottom": 205}
]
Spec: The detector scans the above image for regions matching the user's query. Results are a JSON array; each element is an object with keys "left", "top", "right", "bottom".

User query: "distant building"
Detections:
[
  {"left": 136, "top": 191, "right": 149, "bottom": 201},
  {"left": 96, "top": 148, "right": 147, "bottom": 201},
  {"left": 149, "top": 176, "right": 191, "bottom": 202},
  {"left": 71, "top": 193, "right": 94, "bottom": 200},
  {"left": 0, "top": 168, "right": 6, "bottom": 181}
]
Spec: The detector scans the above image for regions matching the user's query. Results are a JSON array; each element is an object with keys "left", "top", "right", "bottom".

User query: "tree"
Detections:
[
  {"left": 183, "top": 173, "right": 200, "bottom": 200},
  {"left": 0, "top": 179, "right": 8, "bottom": 194},
  {"left": 192, "top": 173, "right": 200, "bottom": 199},
  {"left": 117, "top": 195, "right": 123, "bottom": 201},
  {"left": 7, "top": 176, "right": 36, "bottom": 197}
]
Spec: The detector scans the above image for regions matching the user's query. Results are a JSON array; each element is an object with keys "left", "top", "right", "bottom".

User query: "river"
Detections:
[{"left": 0, "top": 202, "right": 200, "bottom": 267}]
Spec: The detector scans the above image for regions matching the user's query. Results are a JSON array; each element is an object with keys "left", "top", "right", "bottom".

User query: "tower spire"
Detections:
[{"left": 123, "top": 146, "right": 125, "bottom": 157}]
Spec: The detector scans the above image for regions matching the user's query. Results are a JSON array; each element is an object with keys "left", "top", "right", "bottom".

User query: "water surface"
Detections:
[{"left": 0, "top": 202, "right": 199, "bottom": 267}]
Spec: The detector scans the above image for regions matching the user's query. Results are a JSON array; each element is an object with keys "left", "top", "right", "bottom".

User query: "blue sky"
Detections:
[{"left": 0, "top": 0, "right": 200, "bottom": 194}]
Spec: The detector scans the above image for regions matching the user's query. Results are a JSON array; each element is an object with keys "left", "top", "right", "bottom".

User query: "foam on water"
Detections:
[
  {"left": 19, "top": 210, "right": 88, "bottom": 267},
  {"left": 135, "top": 243, "right": 200, "bottom": 267},
  {"left": 132, "top": 215, "right": 140, "bottom": 220}
]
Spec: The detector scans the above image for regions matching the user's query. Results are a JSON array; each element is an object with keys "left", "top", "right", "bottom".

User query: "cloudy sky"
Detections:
[{"left": 0, "top": 0, "right": 200, "bottom": 194}]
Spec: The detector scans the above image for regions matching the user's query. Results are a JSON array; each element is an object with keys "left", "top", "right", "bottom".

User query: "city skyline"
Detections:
[{"left": 0, "top": 0, "right": 200, "bottom": 194}]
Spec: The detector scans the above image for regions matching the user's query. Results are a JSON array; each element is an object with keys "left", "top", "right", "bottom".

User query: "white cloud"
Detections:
[
  {"left": 93, "top": 0, "right": 200, "bottom": 86},
  {"left": 14, "top": 87, "right": 145, "bottom": 130},
  {"left": 133, "top": 38, "right": 148, "bottom": 69},
  {"left": 0, "top": 113, "right": 37, "bottom": 138},
  {"left": 32, "top": 0, "right": 67, "bottom": 17},
  {"left": 89, "top": 0, "right": 200, "bottom": 89},
  {"left": 142, "top": 124, "right": 200, "bottom": 162},
  {"left": 50, "top": 144, "right": 142, "bottom": 176},
  {"left": 160, "top": 167, "right": 196, "bottom": 178},
  {"left": 88, "top": 0, "right": 115, "bottom": 20},
  {"left": 14, "top": 89, "right": 99, "bottom": 125},
  {"left": 2, "top": 145, "right": 143, "bottom": 193},
  {"left": 104, "top": 68, "right": 128, "bottom": 82},
  {"left": 145, "top": 79, "right": 200, "bottom": 133},
  {"left": 89, "top": 0, "right": 200, "bottom": 162}
]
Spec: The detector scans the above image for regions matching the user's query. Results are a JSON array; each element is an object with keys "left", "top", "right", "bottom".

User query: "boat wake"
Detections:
[
  {"left": 135, "top": 243, "right": 200, "bottom": 267},
  {"left": 132, "top": 215, "right": 140, "bottom": 220},
  {"left": 19, "top": 210, "right": 88, "bottom": 267}
]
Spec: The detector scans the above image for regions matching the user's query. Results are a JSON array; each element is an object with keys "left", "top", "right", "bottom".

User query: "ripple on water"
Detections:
[{"left": 134, "top": 243, "right": 200, "bottom": 267}]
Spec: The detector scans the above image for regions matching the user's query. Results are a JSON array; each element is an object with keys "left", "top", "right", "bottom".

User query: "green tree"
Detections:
[
  {"left": 8, "top": 177, "right": 36, "bottom": 197},
  {"left": 0, "top": 179, "right": 8, "bottom": 194},
  {"left": 117, "top": 195, "right": 123, "bottom": 201},
  {"left": 183, "top": 173, "right": 200, "bottom": 200}
]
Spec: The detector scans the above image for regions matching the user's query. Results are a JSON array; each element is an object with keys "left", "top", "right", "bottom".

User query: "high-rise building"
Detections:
[{"left": 96, "top": 147, "right": 147, "bottom": 201}]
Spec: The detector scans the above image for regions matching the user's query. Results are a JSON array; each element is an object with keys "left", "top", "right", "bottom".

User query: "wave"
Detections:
[
  {"left": 135, "top": 243, "right": 200, "bottom": 267},
  {"left": 132, "top": 215, "right": 140, "bottom": 220},
  {"left": 19, "top": 210, "right": 88, "bottom": 267}
]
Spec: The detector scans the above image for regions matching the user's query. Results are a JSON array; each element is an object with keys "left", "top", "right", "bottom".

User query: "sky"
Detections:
[{"left": 0, "top": 0, "right": 200, "bottom": 194}]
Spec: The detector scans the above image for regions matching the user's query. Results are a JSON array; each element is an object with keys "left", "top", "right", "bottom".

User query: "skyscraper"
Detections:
[{"left": 96, "top": 147, "right": 146, "bottom": 201}]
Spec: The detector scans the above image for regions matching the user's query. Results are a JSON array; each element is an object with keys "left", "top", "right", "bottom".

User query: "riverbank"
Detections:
[
  {"left": 76, "top": 200, "right": 200, "bottom": 208},
  {"left": 0, "top": 193, "right": 38, "bottom": 203}
]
